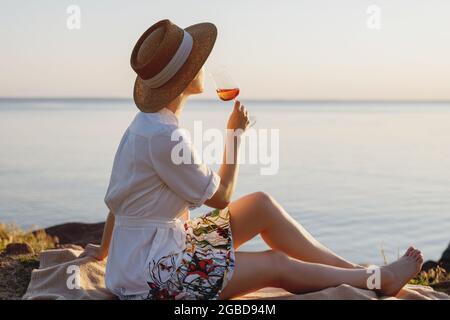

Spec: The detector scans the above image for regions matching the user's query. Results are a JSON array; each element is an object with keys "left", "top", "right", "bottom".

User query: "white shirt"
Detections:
[{"left": 104, "top": 108, "right": 221, "bottom": 297}]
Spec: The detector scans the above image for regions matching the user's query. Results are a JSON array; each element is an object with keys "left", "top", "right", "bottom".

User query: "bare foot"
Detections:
[{"left": 378, "top": 247, "right": 424, "bottom": 296}]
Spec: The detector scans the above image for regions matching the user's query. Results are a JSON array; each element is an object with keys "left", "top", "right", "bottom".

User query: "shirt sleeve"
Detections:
[{"left": 149, "top": 129, "right": 221, "bottom": 208}]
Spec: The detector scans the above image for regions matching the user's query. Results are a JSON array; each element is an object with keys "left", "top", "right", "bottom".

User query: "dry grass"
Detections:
[
  {"left": 0, "top": 223, "right": 57, "bottom": 253},
  {"left": 410, "top": 266, "right": 450, "bottom": 294},
  {"left": 0, "top": 223, "right": 57, "bottom": 299}
]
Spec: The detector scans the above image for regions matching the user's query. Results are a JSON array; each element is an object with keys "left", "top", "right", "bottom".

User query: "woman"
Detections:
[{"left": 81, "top": 20, "right": 423, "bottom": 300}]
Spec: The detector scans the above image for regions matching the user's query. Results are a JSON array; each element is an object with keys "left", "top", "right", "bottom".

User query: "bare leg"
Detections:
[
  {"left": 229, "top": 192, "right": 359, "bottom": 269},
  {"left": 219, "top": 248, "right": 423, "bottom": 299}
]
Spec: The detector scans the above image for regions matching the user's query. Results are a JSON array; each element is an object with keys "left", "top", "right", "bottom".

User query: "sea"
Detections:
[{"left": 1, "top": 98, "right": 449, "bottom": 265}]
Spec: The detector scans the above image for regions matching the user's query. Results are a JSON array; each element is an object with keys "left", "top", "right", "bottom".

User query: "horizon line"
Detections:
[{"left": 1, "top": 96, "right": 450, "bottom": 104}]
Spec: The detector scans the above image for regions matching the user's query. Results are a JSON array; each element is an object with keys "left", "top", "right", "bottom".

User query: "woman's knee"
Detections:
[
  {"left": 250, "top": 191, "right": 276, "bottom": 209},
  {"left": 265, "top": 250, "right": 291, "bottom": 287},
  {"left": 250, "top": 192, "right": 288, "bottom": 224}
]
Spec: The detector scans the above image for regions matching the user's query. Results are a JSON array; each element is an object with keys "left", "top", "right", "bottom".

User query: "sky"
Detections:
[{"left": 1, "top": 0, "right": 450, "bottom": 101}]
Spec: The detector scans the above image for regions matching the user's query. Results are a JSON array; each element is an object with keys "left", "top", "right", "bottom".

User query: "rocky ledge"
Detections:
[
  {"left": 37, "top": 222, "right": 105, "bottom": 247},
  {"left": 0, "top": 221, "right": 449, "bottom": 299},
  {"left": 40, "top": 221, "right": 450, "bottom": 273}
]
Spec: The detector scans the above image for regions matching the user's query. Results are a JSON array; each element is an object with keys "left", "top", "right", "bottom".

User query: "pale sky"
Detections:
[{"left": 1, "top": 0, "right": 450, "bottom": 100}]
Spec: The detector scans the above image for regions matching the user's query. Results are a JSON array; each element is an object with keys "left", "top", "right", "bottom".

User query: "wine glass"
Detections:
[{"left": 209, "top": 66, "right": 256, "bottom": 127}]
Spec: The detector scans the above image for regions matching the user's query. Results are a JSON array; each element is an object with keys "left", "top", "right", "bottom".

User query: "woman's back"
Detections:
[{"left": 104, "top": 108, "right": 226, "bottom": 299}]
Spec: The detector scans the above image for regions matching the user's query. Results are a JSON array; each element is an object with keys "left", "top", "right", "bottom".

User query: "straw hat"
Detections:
[{"left": 131, "top": 19, "right": 217, "bottom": 112}]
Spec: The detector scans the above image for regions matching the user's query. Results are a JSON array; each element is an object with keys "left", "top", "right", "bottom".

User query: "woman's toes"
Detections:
[{"left": 405, "top": 247, "right": 415, "bottom": 256}]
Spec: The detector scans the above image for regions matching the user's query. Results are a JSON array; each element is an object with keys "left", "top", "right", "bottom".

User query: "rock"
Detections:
[
  {"left": 421, "top": 260, "right": 439, "bottom": 272},
  {"left": 431, "top": 281, "right": 450, "bottom": 294},
  {"left": 33, "top": 222, "right": 105, "bottom": 247},
  {"left": 5, "top": 242, "right": 34, "bottom": 255},
  {"left": 441, "top": 243, "right": 450, "bottom": 260},
  {"left": 423, "top": 243, "right": 450, "bottom": 273},
  {"left": 438, "top": 242, "right": 450, "bottom": 272}
]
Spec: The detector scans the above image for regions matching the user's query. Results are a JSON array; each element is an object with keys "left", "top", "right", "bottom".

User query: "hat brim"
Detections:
[{"left": 133, "top": 22, "right": 217, "bottom": 112}]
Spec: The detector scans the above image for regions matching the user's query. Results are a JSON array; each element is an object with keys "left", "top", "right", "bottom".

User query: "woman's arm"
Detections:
[
  {"left": 98, "top": 211, "right": 115, "bottom": 259},
  {"left": 180, "top": 209, "right": 190, "bottom": 221},
  {"left": 204, "top": 100, "right": 249, "bottom": 209},
  {"left": 80, "top": 211, "right": 115, "bottom": 260}
]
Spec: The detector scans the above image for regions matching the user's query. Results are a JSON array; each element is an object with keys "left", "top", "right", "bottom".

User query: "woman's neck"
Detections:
[{"left": 165, "top": 94, "right": 188, "bottom": 118}]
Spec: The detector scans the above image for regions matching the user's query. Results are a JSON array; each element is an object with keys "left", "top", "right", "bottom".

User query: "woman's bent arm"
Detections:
[
  {"left": 98, "top": 211, "right": 115, "bottom": 259},
  {"left": 80, "top": 211, "right": 115, "bottom": 260},
  {"left": 205, "top": 100, "right": 249, "bottom": 209}
]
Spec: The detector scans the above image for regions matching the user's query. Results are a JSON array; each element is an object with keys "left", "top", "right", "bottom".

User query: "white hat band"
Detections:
[{"left": 143, "top": 30, "right": 193, "bottom": 89}]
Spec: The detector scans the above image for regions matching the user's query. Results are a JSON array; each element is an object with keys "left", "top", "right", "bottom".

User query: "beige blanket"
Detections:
[{"left": 23, "top": 248, "right": 450, "bottom": 300}]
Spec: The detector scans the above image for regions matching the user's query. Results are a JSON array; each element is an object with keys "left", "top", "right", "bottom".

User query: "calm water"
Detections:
[{"left": 0, "top": 99, "right": 449, "bottom": 264}]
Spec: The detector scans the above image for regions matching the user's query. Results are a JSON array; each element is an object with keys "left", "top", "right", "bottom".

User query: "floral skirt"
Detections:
[{"left": 144, "top": 208, "right": 235, "bottom": 300}]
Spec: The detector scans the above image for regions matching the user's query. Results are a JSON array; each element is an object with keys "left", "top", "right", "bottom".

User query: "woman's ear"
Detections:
[{"left": 186, "top": 68, "right": 205, "bottom": 95}]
